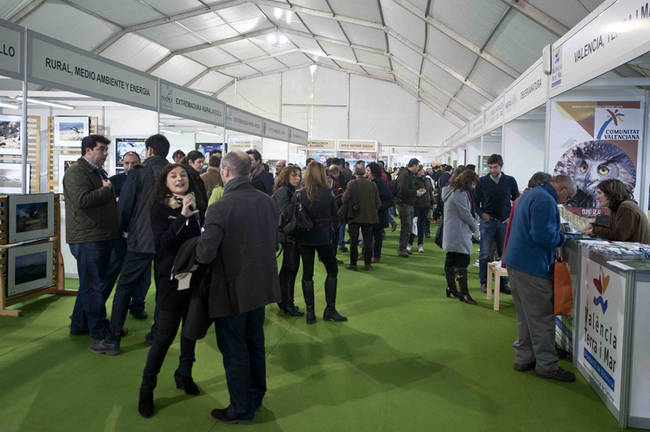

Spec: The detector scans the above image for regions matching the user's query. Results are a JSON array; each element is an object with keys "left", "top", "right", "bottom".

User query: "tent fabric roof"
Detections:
[{"left": 5, "top": 0, "right": 605, "bottom": 126}]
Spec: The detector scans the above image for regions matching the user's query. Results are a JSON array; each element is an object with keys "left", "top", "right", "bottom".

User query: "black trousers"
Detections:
[
  {"left": 216, "top": 307, "right": 266, "bottom": 420},
  {"left": 298, "top": 244, "right": 338, "bottom": 280},
  {"left": 278, "top": 241, "right": 300, "bottom": 305},
  {"left": 348, "top": 223, "right": 372, "bottom": 265},
  {"left": 106, "top": 251, "right": 154, "bottom": 345}
]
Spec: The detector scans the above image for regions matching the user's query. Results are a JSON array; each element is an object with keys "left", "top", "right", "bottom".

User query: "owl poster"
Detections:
[{"left": 549, "top": 99, "right": 643, "bottom": 225}]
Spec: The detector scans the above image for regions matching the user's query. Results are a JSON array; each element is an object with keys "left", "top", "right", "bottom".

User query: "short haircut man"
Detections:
[
  {"left": 245, "top": 149, "right": 262, "bottom": 164},
  {"left": 81, "top": 134, "right": 110, "bottom": 156},
  {"left": 208, "top": 155, "right": 221, "bottom": 168},
  {"left": 246, "top": 149, "right": 272, "bottom": 195},
  {"left": 210, "top": 149, "right": 222, "bottom": 158},
  {"left": 147, "top": 134, "right": 171, "bottom": 157},
  {"left": 196, "top": 150, "right": 280, "bottom": 423},
  {"left": 408, "top": 158, "right": 420, "bottom": 168}
]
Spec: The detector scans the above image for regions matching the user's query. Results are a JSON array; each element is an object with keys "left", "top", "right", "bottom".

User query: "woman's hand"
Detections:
[
  {"left": 181, "top": 195, "right": 199, "bottom": 218},
  {"left": 580, "top": 224, "right": 593, "bottom": 235}
]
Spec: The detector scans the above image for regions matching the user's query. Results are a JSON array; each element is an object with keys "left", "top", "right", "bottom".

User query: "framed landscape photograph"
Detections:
[
  {"left": 54, "top": 116, "right": 89, "bottom": 147},
  {"left": 0, "top": 115, "right": 22, "bottom": 155},
  {"left": 0, "top": 162, "right": 30, "bottom": 194},
  {"left": 115, "top": 137, "right": 146, "bottom": 168},
  {"left": 8, "top": 193, "right": 55, "bottom": 243},
  {"left": 6, "top": 241, "right": 53, "bottom": 298},
  {"left": 57, "top": 154, "right": 78, "bottom": 193}
]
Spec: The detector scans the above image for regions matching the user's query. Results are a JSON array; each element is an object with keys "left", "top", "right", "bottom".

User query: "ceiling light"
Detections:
[
  {"left": 273, "top": 8, "right": 283, "bottom": 20},
  {"left": 160, "top": 129, "right": 182, "bottom": 135},
  {"left": 0, "top": 100, "right": 20, "bottom": 110},
  {"left": 15, "top": 97, "right": 74, "bottom": 110},
  {"left": 267, "top": 33, "right": 278, "bottom": 45},
  {"left": 268, "top": 32, "right": 287, "bottom": 47},
  {"left": 277, "top": 34, "right": 288, "bottom": 45}
]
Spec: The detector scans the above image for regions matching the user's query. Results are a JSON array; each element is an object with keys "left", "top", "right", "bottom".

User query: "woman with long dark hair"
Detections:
[
  {"left": 273, "top": 165, "right": 304, "bottom": 317},
  {"left": 294, "top": 161, "right": 347, "bottom": 324},
  {"left": 442, "top": 169, "right": 480, "bottom": 305},
  {"left": 138, "top": 163, "right": 206, "bottom": 418},
  {"left": 581, "top": 179, "right": 650, "bottom": 243}
]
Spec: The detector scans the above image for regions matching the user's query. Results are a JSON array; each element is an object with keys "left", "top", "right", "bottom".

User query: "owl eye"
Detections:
[
  {"left": 598, "top": 166, "right": 610, "bottom": 175},
  {"left": 579, "top": 162, "right": 588, "bottom": 173}
]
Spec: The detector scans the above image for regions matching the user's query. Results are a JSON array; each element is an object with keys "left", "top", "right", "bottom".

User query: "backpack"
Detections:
[{"left": 279, "top": 190, "right": 314, "bottom": 241}]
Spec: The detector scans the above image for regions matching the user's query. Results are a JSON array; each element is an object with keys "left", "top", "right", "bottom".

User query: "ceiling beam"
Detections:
[
  {"left": 93, "top": 0, "right": 247, "bottom": 54},
  {"left": 499, "top": 0, "right": 569, "bottom": 36},
  {"left": 390, "top": 0, "right": 520, "bottom": 78},
  {"left": 8, "top": 0, "right": 46, "bottom": 23}
]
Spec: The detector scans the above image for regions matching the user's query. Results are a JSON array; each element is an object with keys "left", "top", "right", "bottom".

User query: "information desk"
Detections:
[{"left": 560, "top": 239, "right": 650, "bottom": 429}]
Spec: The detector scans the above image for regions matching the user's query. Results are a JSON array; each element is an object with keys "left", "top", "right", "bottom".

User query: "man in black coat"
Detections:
[
  {"left": 245, "top": 149, "right": 273, "bottom": 195},
  {"left": 395, "top": 158, "right": 425, "bottom": 257},
  {"left": 90, "top": 134, "right": 170, "bottom": 355},
  {"left": 196, "top": 151, "right": 281, "bottom": 425}
]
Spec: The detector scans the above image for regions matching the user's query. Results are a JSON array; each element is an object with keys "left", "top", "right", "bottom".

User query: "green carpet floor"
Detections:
[{"left": 0, "top": 229, "right": 639, "bottom": 431}]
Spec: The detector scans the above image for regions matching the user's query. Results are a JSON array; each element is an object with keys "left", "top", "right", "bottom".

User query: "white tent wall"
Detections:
[
  {"left": 466, "top": 140, "right": 481, "bottom": 170},
  {"left": 503, "top": 120, "right": 545, "bottom": 191},
  {"left": 218, "top": 67, "right": 458, "bottom": 150}
]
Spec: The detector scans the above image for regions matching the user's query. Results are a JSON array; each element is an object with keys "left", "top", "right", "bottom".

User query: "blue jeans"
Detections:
[
  {"left": 388, "top": 206, "right": 396, "bottom": 226},
  {"left": 69, "top": 240, "right": 114, "bottom": 339},
  {"left": 409, "top": 207, "right": 429, "bottom": 246},
  {"left": 338, "top": 223, "right": 346, "bottom": 248},
  {"left": 216, "top": 307, "right": 267, "bottom": 420},
  {"left": 479, "top": 218, "right": 508, "bottom": 285}
]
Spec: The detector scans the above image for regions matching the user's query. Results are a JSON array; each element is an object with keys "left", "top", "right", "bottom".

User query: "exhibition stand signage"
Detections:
[
  {"left": 550, "top": 0, "right": 650, "bottom": 97},
  {"left": 262, "top": 119, "right": 290, "bottom": 142},
  {"left": 308, "top": 139, "right": 336, "bottom": 150},
  {"left": 578, "top": 257, "right": 626, "bottom": 410},
  {"left": 468, "top": 115, "right": 484, "bottom": 139},
  {"left": 484, "top": 97, "right": 504, "bottom": 132},
  {"left": 225, "top": 105, "right": 263, "bottom": 136},
  {"left": 27, "top": 31, "right": 157, "bottom": 111},
  {"left": 159, "top": 79, "right": 225, "bottom": 126},
  {"left": 338, "top": 140, "right": 377, "bottom": 151},
  {"left": 0, "top": 19, "right": 23, "bottom": 80},
  {"left": 503, "top": 59, "right": 547, "bottom": 123},
  {"left": 290, "top": 128, "right": 308, "bottom": 146}
]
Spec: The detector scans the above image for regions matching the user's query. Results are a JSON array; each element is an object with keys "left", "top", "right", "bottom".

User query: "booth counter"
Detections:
[{"left": 558, "top": 238, "right": 650, "bottom": 429}]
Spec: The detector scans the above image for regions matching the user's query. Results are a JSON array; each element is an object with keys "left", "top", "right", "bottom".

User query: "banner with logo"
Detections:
[
  {"left": 578, "top": 257, "right": 626, "bottom": 409},
  {"left": 548, "top": 98, "right": 644, "bottom": 228}
]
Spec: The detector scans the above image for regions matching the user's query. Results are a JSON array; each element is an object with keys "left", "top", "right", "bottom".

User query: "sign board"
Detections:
[
  {"left": 578, "top": 257, "right": 626, "bottom": 409},
  {"left": 469, "top": 115, "right": 484, "bottom": 138},
  {"left": 290, "top": 128, "right": 308, "bottom": 146},
  {"left": 338, "top": 140, "right": 377, "bottom": 151},
  {"left": 551, "top": 0, "right": 650, "bottom": 97},
  {"left": 0, "top": 19, "right": 23, "bottom": 80},
  {"left": 484, "top": 97, "right": 504, "bottom": 132},
  {"left": 159, "top": 80, "right": 225, "bottom": 126},
  {"left": 308, "top": 139, "right": 336, "bottom": 150},
  {"left": 225, "top": 105, "right": 263, "bottom": 136},
  {"left": 503, "top": 60, "right": 547, "bottom": 123},
  {"left": 27, "top": 31, "right": 157, "bottom": 111},
  {"left": 262, "top": 119, "right": 290, "bottom": 141},
  {"left": 389, "top": 146, "right": 438, "bottom": 157}
]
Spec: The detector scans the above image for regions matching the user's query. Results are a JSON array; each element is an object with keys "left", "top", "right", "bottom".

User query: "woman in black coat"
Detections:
[
  {"left": 138, "top": 163, "right": 206, "bottom": 418},
  {"left": 272, "top": 165, "right": 304, "bottom": 317},
  {"left": 294, "top": 161, "right": 347, "bottom": 324}
]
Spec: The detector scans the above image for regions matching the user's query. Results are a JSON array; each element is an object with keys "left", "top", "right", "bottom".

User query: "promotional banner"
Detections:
[
  {"left": 578, "top": 258, "right": 625, "bottom": 409},
  {"left": 549, "top": 98, "right": 644, "bottom": 227},
  {"left": 0, "top": 19, "right": 23, "bottom": 80},
  {"left": 159, "top": 80, "right": 225, "bottom": 126}
]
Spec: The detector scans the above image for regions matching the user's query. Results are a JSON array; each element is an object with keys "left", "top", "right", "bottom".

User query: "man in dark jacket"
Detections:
[
  {"left": 109, "top": 151, "right": 140, "bottom": 198},
  {"left": 474, "top": 154, "right": 520, "bottom": 293},
  {"left": 246, "top": 149, "right": 273, "bottom": 195},
  {"left": 343, "top": 166, "right": 381, "bottom": 270},
  {"left": 395, "top": 158, "right": 425, "bottom": 257},
  {"left": 503, "top": 175, "right": 576, "bottom": 382},
  {"left": 90, "top": 134, "right": 170, "bottom": 355},
  {"left": 196, "top": 151, "right": 281, "bottom": 425},
  {"left": 64, "top": 135, "right": 120, "bottom": 340}
]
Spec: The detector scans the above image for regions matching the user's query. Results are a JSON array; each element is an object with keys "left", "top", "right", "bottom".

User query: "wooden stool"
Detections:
[{"left": 486, "top": 262, "right": 508, "bottom": 311}]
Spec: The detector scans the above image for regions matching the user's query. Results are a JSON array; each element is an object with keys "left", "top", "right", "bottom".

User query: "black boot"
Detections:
[
  {"left": 285, "top": 273, "right": 304, "bottom": 316},
  {"left": 138, "top": 376, "right": 156, "bottom": 418},
  {"left": 302, "top": 279, "right": 316, "bottom": 324},
  {"left": 174, "top": 370, "right": 200, "bottom": 395},
  {"left": 323, "top": 276, "right": 347, "bottom": 322},
  {"left": 457, "top": 268, "right": 477, "bottom": 305},
  {"left": 444, "top": 267, "right": 459, "bottom": 298}
]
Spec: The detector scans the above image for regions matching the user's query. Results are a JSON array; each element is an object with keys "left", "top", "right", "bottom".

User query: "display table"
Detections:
[{"left": 561, "top": 238, "right": 650, "bottom": 429}]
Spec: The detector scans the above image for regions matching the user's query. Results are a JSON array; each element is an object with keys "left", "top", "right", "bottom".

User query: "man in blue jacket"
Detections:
[
  {"left": 474, "top": 154, "right": 519, "bottom": 293},
  {"left": 503, "top": 174, "right": 576, "bottom": 382}
]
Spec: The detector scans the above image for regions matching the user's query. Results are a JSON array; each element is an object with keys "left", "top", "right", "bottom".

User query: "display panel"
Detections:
[
  {"left": 0, "top": 115, "right": 22, "bottom": 155},
  {"left": 53, "top": 116, "right": 89, "bottom": 147},
  {"left": 6, "top": 241, "right": 53, "bottom": 298},
  {"left": 0, "top": 162, "right": 30, "bottom": 194},
  {"left": 8, "top": 193, "right": 55, "bottom": 243},
  {"left": 115, "top": 137, "right": 146, "bottom": 168}
]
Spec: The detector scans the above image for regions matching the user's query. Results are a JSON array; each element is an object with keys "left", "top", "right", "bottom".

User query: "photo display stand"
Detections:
[
  {"left": 0, "top": 115, "right": 41, "bottom": 193},
  {"left": 0, "top": 194, "right": 71, "bottom": 317},
  {"left": 47, "top": 116, "right": 98, "bottom": 193}
]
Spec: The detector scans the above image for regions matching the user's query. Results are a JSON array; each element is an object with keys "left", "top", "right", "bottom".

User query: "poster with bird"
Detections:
[
  {"left": 53, "top": 116, "right": 89, "bottom": 147},
  {"left": 549, "top": 99, "right": 643, "bottom": 229}
]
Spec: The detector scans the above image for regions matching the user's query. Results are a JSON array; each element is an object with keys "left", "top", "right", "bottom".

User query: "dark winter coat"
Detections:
[
  {"left": 395, "top": 169, "right": 417, "bottom": 206},
  {"left": 293, "top": 185, "right": 336, "bottom": 246},
  {"left": 342, "top": 177, "right": 381, "bottom": 225}
]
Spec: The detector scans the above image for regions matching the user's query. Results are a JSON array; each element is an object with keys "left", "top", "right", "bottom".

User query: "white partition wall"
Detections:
[{"left": 503, "top": 119, "right": 546, "bottom": 190}]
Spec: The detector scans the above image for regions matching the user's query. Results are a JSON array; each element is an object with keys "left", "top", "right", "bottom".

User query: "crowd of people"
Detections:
[{"left": 62, "top": 133, "right": 650, "bottom": 423}]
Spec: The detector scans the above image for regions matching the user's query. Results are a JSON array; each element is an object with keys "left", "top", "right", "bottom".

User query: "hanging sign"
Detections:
[
  {"left": 225, "top": 105, "right": 263, "bottom": 136},
  {"left": 551, "top": 0, "right": 650, "bottom": 97},
  {"left": 577, "top": 258, "right": 626, "bottom": 409},
  {"left": 159, "top": 80, "right": 225, "bottom": 126},
  {"left": 308, "top": 139, "right": 336, "bottom": 150},
  {"left": 503, "top": 60, "right": 547, "bottom": 123},
  {"left": 0, "top": 19, "right": 23, "bottom": 80},
  {"left": 290, "top": 128, "right": 308, "bottom": 145},
  {"left": 338, "top": 140, "right": 377, "bottom": 151},
  {"left": 27, "top": 31, "right": 157, "bottom": 111},
  {"left": 262, "top": 119, "right": 290, "bottom": 141},
  {"left": 484, "top": 97, "right": 504, "bottom": 132}
]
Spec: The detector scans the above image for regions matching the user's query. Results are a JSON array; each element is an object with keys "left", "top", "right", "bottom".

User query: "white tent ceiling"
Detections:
[{"left": 2, "top": 0, "right": 608, "bottom": 127}]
